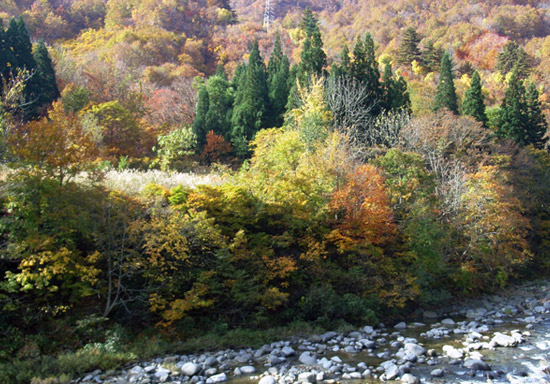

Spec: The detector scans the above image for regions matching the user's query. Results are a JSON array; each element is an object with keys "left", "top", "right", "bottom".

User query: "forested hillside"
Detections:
[{"left": 1, "top": 1, "right": 550, "bottom": 383}]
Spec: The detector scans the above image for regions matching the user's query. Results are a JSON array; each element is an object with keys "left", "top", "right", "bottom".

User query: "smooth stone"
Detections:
[
  {"left": 129, "top": 366, "right": 145, "bottom": 376},
  {"left": 233, "top": 368, "right": 242, "bottom": 376},
  {"left": 423, "top": 311, "right": 438, "bottom": 319},
  {"left": 491, "top": 332, "right": 518, "bottom": 347},
  {"left": 394, "top": 322, "right": 407, "bottom": 329},
  {"left": 443, "top": 345, "right": 464, "bottom": 359},
  {"left": 363, "top": 326, "right": 375, "bottom": 334},
  {"left": 404, "top": 343, "right": 426, "bottom": 357},
  {"left": 281, "top": 346, "right": 295, "bottom": 357},
  {"left": 431, "top": 368, "right": 445, "bottom": 377},
  {"left": 240, "top": 366, "right": 256, "bottom": 374},
  {"left": 268, "top": 356, "right": 284, "bottom": 364},
  {"left": 466, "top": 308, "right": 488, "bottom": 319},
  {"left": 464, "top": 359, "right": 490, "bottom": 371},
  {"left": 349, "top": 372, "right": 362, "bottom": 379},
  {"left": 204, "top": 368, "right": 217, "bottom": 376},
  {"left": 298, "top": 372, "right": 316, "bottom": 383},
  {"left": 235, "top": 353, "right": 253, "bottom": 363},
  {"left": 205, "top": 356, "right": 218, "bottom": 367},
  {"left": 401, "top": 373, "right": 419, "bottom": 384},
  {"left": 299, "top": 352, "right": 318, "bottom": 365},
  {"left": 320, "top": 331, "right": 338, "bottom": 342},
  {"left": 383, "top": 364, "right": 400, "bottom": 380},
  {"left": 441, "top": 318, "right": 455, "bottom": 325},
  {"left": 206, "top": 373, "right": 227, "bottom": 384},
  {"left": 182, "top": 362, "right": 201, "bottom": 376}
]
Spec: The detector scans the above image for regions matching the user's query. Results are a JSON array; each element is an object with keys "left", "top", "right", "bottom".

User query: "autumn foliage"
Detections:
[{"left": 329, "top": 165, "right": 395, "bottom": 249}]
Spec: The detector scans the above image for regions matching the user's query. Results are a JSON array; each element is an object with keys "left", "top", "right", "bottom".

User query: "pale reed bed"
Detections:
[{"left": 98, "top": 169, "right": 225, "bottom": 194}]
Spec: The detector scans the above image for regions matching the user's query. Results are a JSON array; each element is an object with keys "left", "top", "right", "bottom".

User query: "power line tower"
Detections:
[{"left": 263, "top": 0, "right": 274, "bottom": 32}]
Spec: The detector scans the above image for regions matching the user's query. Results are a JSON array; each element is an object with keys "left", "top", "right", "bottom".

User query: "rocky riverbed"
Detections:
[{"left": 75, "top": 280, "right": 550, "bottom": 384}]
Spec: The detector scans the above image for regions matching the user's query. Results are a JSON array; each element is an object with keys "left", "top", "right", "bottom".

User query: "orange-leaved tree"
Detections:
[
  {"left": 329, "top": 164, "right": 395, "bottom": 250},
  {"left": 9, "top": 101, "right": 98, "bottom": 185}
]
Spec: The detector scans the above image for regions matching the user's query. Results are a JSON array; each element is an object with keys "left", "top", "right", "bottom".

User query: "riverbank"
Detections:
[{"left": 72, "top": 279, "right": 550, "bottom": 384}]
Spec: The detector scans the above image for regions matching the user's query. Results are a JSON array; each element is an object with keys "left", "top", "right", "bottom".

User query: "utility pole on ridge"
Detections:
[{"left": 263, "top": 0, "right": 274, "bottom": 32}]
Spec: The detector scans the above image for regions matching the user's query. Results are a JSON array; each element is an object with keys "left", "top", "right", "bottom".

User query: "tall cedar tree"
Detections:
[
  {"left": 496, "top": 41, "right": 531, "bottom": 78},
  {"left": 332, "top": 44, "right": 351, "bottom": 78},
  {"left": 267, "top": 34, "right": 290, "bottom": 127},
  {"left": 230, "top": 41, "right": 270, "bottom": 149},
  {"left": 287, "top": 9, "right": 327, "bottom": 109},
  {"left": 433, "top": 52, "right": 459, "bottom": 115},
  {"left": 497, "top": 68, "right": 527, "bottom": 145},
  {"left": 525, "top": 83, "right": 548, "bottom": 149},
  {"left": 193, "top": 85, "right": 210, "bottom": 149},
  {"left": 423, "top": 40, "right": 443, "bottom": 72},
  {"left": 462, "top": 70, "right": 487, "bottom": 127},
  {"left": 350, "top": 34, "right": 381, "bottom": 114},
  {"left": 205, "top": 65, "right": 233, "bottom": 138},
  {"left": 0, "top": 22, "right": 16, "bottom": 78},
  {"left": 381, "top": 61, "right": 410, "bottom": 112},
  {"left": 33, "top": 41, "right": 60, "bottom": 112},
  {"left": 397, "top": 27, "right": 422, "bottom": 66}
]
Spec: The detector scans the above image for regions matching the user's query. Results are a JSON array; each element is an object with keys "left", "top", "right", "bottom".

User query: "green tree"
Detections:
[
  {"left": 32, "top": 40, "right": 60, "bottom": 111},
  {"left": 496, "top": 41, "right": 531, "bottom": 78},
  {"left": 497, "top": 68, "right": 526, "bottom": 144},
  {"left": 0, "top": 22, "right": 16, "bottom": 78},
  {"left": 433, "top": 52, "right": 459, "bottom": 115},
  {"left": 524, "top": 82, "right": 548, "bottom": 149},
  {"left": 381, "top": 61, "right": 410, "bottom": 112},
  {"left": 462, "top": 70, "right": 487, "bottom": 127},
  {"left": 423, "top": 40, "right": 443, "bottom": 72},
  {"left": 230, "top": 41, "right": 270, "bottom": 156},
  {"left": 205, "top": 65, "right": 234, "bottom": 140},
  {"left": 397, "top": 27, "right": 422, "bottom": 66},
  {"left": 267, "top": 34, "right": 290, "bottom": 127},
  {"left": 193, "top": 84, "right": 210, "bottom": 149}
]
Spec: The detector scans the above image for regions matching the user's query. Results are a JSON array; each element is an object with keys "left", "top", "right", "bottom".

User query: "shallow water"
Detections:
[{"left": 228, "top": 316, "right": 550, "bottom": 384}]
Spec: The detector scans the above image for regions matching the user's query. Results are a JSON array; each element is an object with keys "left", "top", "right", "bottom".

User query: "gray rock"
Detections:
[
  {"left": 441, "top": 318, "right": 455, "bottom": 325},
  {"left": 394, "top": 322, "right": 407, "bottom": 329},
  {"left": 204, "top": 356, "right": 218, "bottom": 367},
  {"left": 155, "top": 367, "right": 171, "bottom": 378},
  {"left": 128, "top": 366, "right": 144, "bottom": 376},
  {"left": 359, "top": 339, "right": 376, "bottom": 349},
  {"left": 464, "top": 359, "right": 490, "bottom": 371},
  {"left": 401, "top": 373, "right": 419, "bottom": 384},
  {"left": 320, "top": 331, "right": 338, "bottom": 342},
  {"left": 423, "top": 311, "right": 438, "bottom": 319},
  {"left": 349, "top": 372, "right": 362, "bottom": 379},
  {"left": 404, "top": 343, "right": 426, "bottom": 357},
  {"left": 491, "top": 332, "right": 517, "bottom": 347},
  {"left": 181, "top": 362, "right": 200, "bottom": 376},
  {"left": 268, "top": 355, "right": 284, "bottom": 365},
  {"left": 235, "top": 353, "right": 253, "bottom": 363},
  {"left": 344, "top": 345, "right": 357, "bottom": 353},
  {"left": 206, "top": 373, "right": 227, "bottom": 384},
  {"left": 442, "top": 345, "right": 464, "bottom": 359},
  {"left": 240, "top": 366, "right": 256, "bottom": 374},
  {"left": 233, "top": 368, "right": 242, "bottom": 376},
  {"left": 298, "top": 372, "right": 316, "bottom": 383},
  {"left": 299, "top": 351, "right": 318, "bottom": 365},
  {"left": 316, "top": 372, "right": 325, "bottom": 382},
  {"left": 383, "top": 363, "right": 400, "bottom": 380},
  {"left": 259, "top": 376, "right": 277, "bottom": 384},
  {"left": 281, "top": 346, "right": 295, "bottom": 357},
  {"left": 466, "top": 308, "right": 488, "bottom": 319},
  {"left": 363, "top": 326, "right": 375, "bottom": 334},
  {"left": 205, "top": 368, "right": 217, "bottom": 376},
  {"left": 431, "top": 368, "right": 445, "bottom": 377}
]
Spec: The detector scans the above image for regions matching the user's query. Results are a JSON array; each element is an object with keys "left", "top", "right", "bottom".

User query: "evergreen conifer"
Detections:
[
  {"left": 462, "top": 70, "right": 487, "bottom": 126},
  {"left": 433, "top": 52, "right": 459, "bottom": 114}
]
